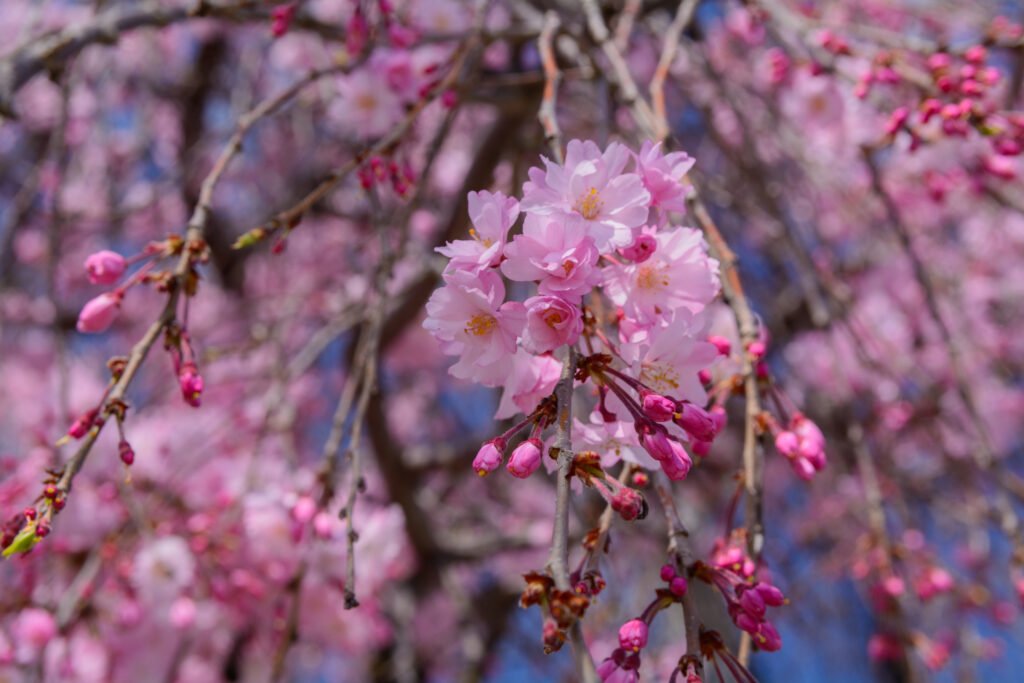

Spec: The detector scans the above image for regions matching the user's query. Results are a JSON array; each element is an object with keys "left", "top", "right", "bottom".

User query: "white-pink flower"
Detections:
[
  {"left": 603, "top": 227, "right": 720, "bottom": 325},
  {"left": 521, "top": 139, "right": 650, "bottom": 251},
  {"left": 621, "top": 311, "right": 719, "bottom": 406},
  {"left": 521, "top": 295, "right": 583, "bottom": 354},
  {"left": 437, "top": 190, "right": 519, "bottom": 272},
  {"left": 501, "top": 213, "right": 602, "bottom": 301},
  {"left": 635, "top": 141, "right": 695, "bottom": 213},
  {"left": 494, "top": 350, "right": 562, "bottom": 419},
  {"left": 423, "top": 269, "right": 526, "bottom": 385},
  {"left": 332, "top": 69, "right": 403, "bottom": 139}
]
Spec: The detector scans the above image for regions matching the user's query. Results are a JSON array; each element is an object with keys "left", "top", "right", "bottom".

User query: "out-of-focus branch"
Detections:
[
  {"left": 538, "top": 12, "right": 564, "bottom": 163},
  {"left": 650, "top": 0, "right": 701, "bottom": 139},
  {"left": 51, "top": 61, "right": 344, "bottom": 510}
]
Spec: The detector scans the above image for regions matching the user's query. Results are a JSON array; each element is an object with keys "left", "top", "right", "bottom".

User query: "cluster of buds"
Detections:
[
  {"left": 472, "top": 397, "right": 556, "bottom": 479},
  {"left": 772, "top": 413, "right": 827, "bottom": 481},
  {"left": 698, "top": 559, "right": 786, "bottom": 652},
  {"left": 77, "top": 238, "right": 190, "bottom": 334},
  {"left": 357, "top": 156, "right": 416, "bottom": 197},
  {"left": 520, "top": 572, "right": 590, "bottom": 654}
]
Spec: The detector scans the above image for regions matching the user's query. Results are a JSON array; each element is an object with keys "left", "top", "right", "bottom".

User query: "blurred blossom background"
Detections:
[{"left": 1, "top": 1, "right": 1024, "bottom": 682}]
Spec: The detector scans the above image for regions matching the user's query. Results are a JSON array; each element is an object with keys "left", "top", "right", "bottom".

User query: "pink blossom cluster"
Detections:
[{"left": 425, "top": 139, "right": 722, "bottom": 482}]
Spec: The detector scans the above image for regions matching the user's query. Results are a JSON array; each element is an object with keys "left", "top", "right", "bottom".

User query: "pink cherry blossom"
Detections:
[
  {"left": 437, "top": 190, "right": 519, "bottom": 272},
  {"left": 604, "top": 227, "right": 720, "bottom": 325},
  {"left": 520, "top": 295, "right": 583, "bottom": 354},
  {"left": 500, "top": 213, "right": 602, "bottom": 301},
  {"left": 521, "top": 139, "right": 650, "bottom": 251},
  {"left": 635, "top": 141, "right": 695, "bottom": 213},
  {"left": 424, "top": 269, "right": 526, "bottom": 385}
]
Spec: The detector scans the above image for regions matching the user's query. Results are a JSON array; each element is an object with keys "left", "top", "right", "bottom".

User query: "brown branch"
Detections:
[
  {"left": 650, "top": 0, "right": 701, "bottom": 140},
  {"left": 537, "top": 12, "right": 564, "bottom": 163}
]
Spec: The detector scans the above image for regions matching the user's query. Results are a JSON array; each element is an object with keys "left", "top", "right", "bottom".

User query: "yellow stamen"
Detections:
[
  {"left": 574, "top": 187, "right": 604, "bottom": 220},
  {"left": 465, "top": 313, "right": 497, "bottom": 337}
]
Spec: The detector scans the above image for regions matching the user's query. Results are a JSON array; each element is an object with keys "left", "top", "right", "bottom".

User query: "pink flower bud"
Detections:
[
  {"left": 639, "top": 425, "right": 674, "bottom": 462},
  {"left": 169, "top": 597, "right": 196, "bottom": 629},
  {"left": 610, "top": 487, "right": 645, "bottom": 521},
  {"left": 660, "top": 564, "right": 676, "bottom": 582},
  {"left": 884, "top": 107, "right": 909, "bottom": 135},
  {"left": 76, "top": 292, "right": 122, "bottom": 333},
  {"left": 708, "top": 335, "right": 732, "bottom": 356},
  {"left": 619, "top": 233, "right": 657, "bottom": 263},
  {"left": 692, "top": 440, "right": 711, "bottom": 457},
  {"left": 618, "top": 619, "right": 648, "bottom": 652},
  {"left": 291, "top": 496, "right": 317, "bottom": 524},
  {"left": 755, "top": 621, "right": 782, "bottom": 651},
  {"left": 674, "top": 403, "right": 716, "bottom": 442},
  {"left": 659, "top": 441, "right": 693, "bottom": 481},
  {"left": 440, "top": 89, "right": 458, "bottom": 108},
  {"left": 118, "top": 439, "right": 135, "bottom": 466},
  {"left": 506, "top": 438, "right": 542, "bottom": 478},
  {"left": 68, "top": 408, "right": 98, "bottom": 439},
  {"left": 179, "top": 363, "right": 204, "bottom": 408},
  {"left": 473, "top": 438, "right": 505, "bottom": 476},
  {"left": 739, "top": 587, "right": 767, "bottom": 618},
  {"left": 641, "top": 392, "right": 675, "bottom": 422},
  {"left": 698, "top": 369, "right": 712, "bottom": 385},
  {"left": 775, "top": 430, "right": 799, "bottom": 456},
  {"left": 747, "top": 340, "right": 766, "bottom": 359},
  {"left": 85, "top": 250, "right": 126, "bottom": 284},
  {"left": 964, "top": 45, "right": 987, "bottom": 65},
  {"left": 927, "top": 53, "right": 952, "bottom": 71},
  {"left": 755, "top": 583, "right": 786, "bottom": 606},
  {"left": 669, "top": 576, "right": 688, "bottom": 596}
]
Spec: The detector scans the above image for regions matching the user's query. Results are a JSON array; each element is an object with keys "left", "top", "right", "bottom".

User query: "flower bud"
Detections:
[
  {"left": 669, "top": 576, "right": 688, "bottom": 596},
  {"left": 473, "top": 438, "right": 505, "bottom": 476},
  {"left": 660, "top": 564, "right": 676, "bottom": 582},
  {"left": 618, "top": 619, "right": 649, "bottom": 652},
  {"left": 85, "top": 250, "right": 126, "bottom": 285},
  {"left": 76, "top": 292, "right": 122, "bottom": 333},
  {"left": 620, "top": 233, "right": 657, "bottom": 263},
  {"left": 179, "top": 363, "right": 204, "bottom": 407},
  {"left": 641, "top": 392, "right": 675, "bottom": 422},
  {"left": 507, "top": 438, "right": 543, "bottom": 478},
  {"left": 659, "top": 441, "right": 693, "bottom": 481},
  {"left": 674, "top": 403, "right": 717, "bottom": 442}
]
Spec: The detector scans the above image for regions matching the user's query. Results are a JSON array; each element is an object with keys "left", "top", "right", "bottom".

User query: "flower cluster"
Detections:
[{"left": 424, "top": 139, "right": 722, "bottom": 484}]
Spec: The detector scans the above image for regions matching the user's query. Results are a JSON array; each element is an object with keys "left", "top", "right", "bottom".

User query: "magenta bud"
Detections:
[
  {"left": 775, "top": 431, "right": 799, "bottom": 456},
  {"left": 639, "top": 425, "right": 674, "bottom": 462},
  {"left": 756, "top": 583, "right": 786, "bottom": 606},
  {"left": 641, "top": 392, "right": 675, "bottom": 422},
  {"left": 85, "top": 250, "right": 127, "bottom": 285},
  {"left": 618, "top": 619, "right": 649, "bottom": 652},
  {"left": 669, "top": 576, "right": 688, "bottom": 596},
  {"left": 179, "top": 363, "right": 204, "bottom": 408},
  {"left": 68, "top": 409, "right": 98, "bottom": 439},
  {"left": 660, "top": 564, "right": 676, "bottom": 582},
  {"left": 659, "top": 441, "right": 693, "bottom": 481},
  {"left": 619, "top": 233, "right": 657, "bottom": 263},
  {"left": 506, "top": 438, "right": 543, "bottom": 478},
  {"left": 473, "top": 438, "right": 505, "bottom": 476},
  {"left": 739, "top": 587, "right": 766, "bottom": 618},
  {"left": 76, "top": 292, "right": 122, "bottom": 333},
  {"left": 755, "top": 621, "right": 782, "bottom": 651},
  {"left": 708, "top": 335, "right": 732, "bottom": 356},
  {"left": 698, "top": 369, "right": 712, "bottom": 385},
  {"left": 118, "top": 440, "right": 135, "bottom": 466},
  {"left": 674, "top": 403, "right": 717, "bottom": 442}
]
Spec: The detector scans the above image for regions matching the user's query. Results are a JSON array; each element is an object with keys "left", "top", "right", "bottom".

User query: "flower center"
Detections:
[
  {"left": 469, "top": 228, "right": 494, "bottom": 247},
  {"left": 574, "top": 187, "right": 604, "bottom": 220},
  {"left": 636, "top": 263, "right": 669, "bottom": 290},
  {"left": 465, "top": 313, "right": 497, "bottom": 337},
  {"left": 641, "top": 362, "right": 680, "bottom": 392},
  {"left": 561, "top": 259, "right": 576, "bottom": 275},
  {"left": 543, "top": 311, "right": 565, "bottom": 328},
  {"left": 355, "top": 93, "right": 378, "bottom": 112}
]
